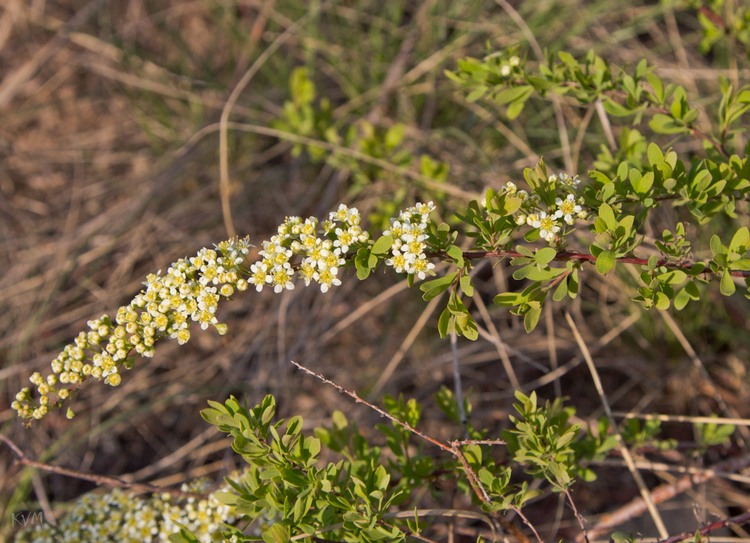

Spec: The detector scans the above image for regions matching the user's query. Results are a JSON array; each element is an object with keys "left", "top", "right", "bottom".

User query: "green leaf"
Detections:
[
  {"left": 535, "top": 247, "right": 557, "bottom": 267},
  {"left": 595, "top": 250, "right": 616, "bottom": 274},
  {"left": 371, "top": 235, "right": 394, "bottom": 255},
  {"left": 649, "top": 113, "right": 686, "bottom": 134},
  {"left": 459, "top": 274, "right": 474, "bottom": 297},
  {"left": 263, "top": 524, "right": 290, "bottom": 543},
  {"left": 290, "top": 67, "right": 315, "bottom": 105},
  {"left": 654, "top": 291, "right": 670, "bottom": 310},
  {"left": 720, "top": 271, "right": 736, "bottom": 296},
  {"left": 523, "top": 304, "right": 542, "bottom": 333},
  {"left": 647, "top": 142, "right": 664, "bottom": 166},
  {"left": 710, "top": 235, "right": 725, "bottom": 258},
  {"left": 446, "top": 245, "right": 465, "bottom": 267},
  {"left": 630, "top": 170, "right": 654, "bottom": 194},
  {"left": 657, "top": 270, "right": 687, "bottom": 285},
  {"left": 730, "top": 227, "right": 749, "bottom": 252},
  {"left": 589, "top": 170, "right": 612, "bottom": 185},
  {"left": 494, "top": 85, "right": 534, "bottom": 106},
  {"left": 503, "top": 196, "right": 524, "bottom": 215},
  {"left": 558, "top": 50, "right": 578, "bottom": 68},
  {"left": 646, "top": 73, "right": 664, "bottom": 103},
  {"left": 384, "top": 124, "right": 405, "bottom": 150},
  {"left": 598, "top": 203, "right": 617, "bottom": 231},
  {"left": 616, "top": 161, "right": 629, "bottom": 182},
  {"left": 673, "top": 288, "right": 690, "bottom": 310},
  {"left": 670, "top": 86, "right": 687, "bottom": 119},
  {"left": 420, "top": 271, "right": 457, "bottom": 301},
  {"left": 523, "top": 266, "right": 566, "bottom": 281},
  {"left": 552, "top": 276, "right": 568, "bottom": 302},
  {"left": 461, "top": 315, "right": 479, "bottom": 340},
  {"left": 602, "top": 97, "right": 633, "bottom": 117},
  {"left": 494, "top": 292, "right": 523, "bottom": 306},
  {"left": 506, "top": 99, "right": 527, "bottom": 120},
  {"left": 437, "top": 307, "right": 451, "bottom": 338},
  {"left": 466, "top": 85, "right": 488, "bottom": 102},
  {"left": 355, "top": 247, "right": 373, "bottom": 280},
  {"left": 568, "top": 268, "right": 579, "bottom": 298}
]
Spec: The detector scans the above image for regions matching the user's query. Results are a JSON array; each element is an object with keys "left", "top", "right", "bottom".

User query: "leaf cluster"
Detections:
[{"left": 199, "top": 395, "right": 411, "bottom": 542}]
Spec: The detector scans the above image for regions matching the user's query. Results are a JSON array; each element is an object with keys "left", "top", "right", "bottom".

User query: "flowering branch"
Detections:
[{"left": 13, "top": 181, "right": 750, "bottom": 422}]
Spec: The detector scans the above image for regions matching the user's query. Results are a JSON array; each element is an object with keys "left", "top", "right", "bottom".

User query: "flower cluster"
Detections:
[
  {"left": 511, "top": 172, "right": 586, "bottom": 244},
  {"left": 383, "top": 201, "right": 437, "bottom": 280},
  {"left": 12, "top": 238, "right": 252, "bottom": 421},
  {"left": 13, "top": 203, "right": 439, "bottom": 423},
  {"left": 247, "top": 204, "right": 369, "bottom": 294},
  {"left": 499, "top": 54, "right": 521, "bottom": 77},
  {"left": 15, "top": 481, "right": 235, "bottom": 543}
]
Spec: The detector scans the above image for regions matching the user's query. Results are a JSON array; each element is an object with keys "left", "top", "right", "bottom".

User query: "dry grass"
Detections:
[{"left": 1, "top": 1, "right": 749, "bottom": 541}]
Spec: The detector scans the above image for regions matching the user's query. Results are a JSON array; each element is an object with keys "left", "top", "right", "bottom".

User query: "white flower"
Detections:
[
  {"left": 537, "top": 212, "right": 560, "bottom": 243},
  {"left": 554, "top": 194, "right": 582, "bottom": 225},
  {"left": 271, "top": 265, "right": 295, "bottom": 293},
  {"left": 411, "top": 257, "right": 436, "bottom": 280},
  {"left": 385, "top": 250, "right": 408, "bottom": 273},
  {"left": 249, "top": 261, "right": 270, "bottom": 292}
]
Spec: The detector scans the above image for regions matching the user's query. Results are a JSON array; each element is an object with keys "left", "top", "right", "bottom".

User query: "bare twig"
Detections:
[
  {"left": 594, "top": 99, "right": 617, "bottom": 152},
  {"left": 290, "top": 360, "right": 453, "bottom": 454},
  {"left": 564, "top": 488, "right": 590, "bottom": 543},
  {"left": 218, "top": 3, "right": 327, "bottom": 237},
  {"left": 450, "top": 330, "right": 467, "bottom": 429},
  {"left": 185, "top": 121, "right": 480, "bottom": 201},
  {"left": 660, "top": 309, "right": 750, "bottom": 446},
  {"left": 0, "top": 434, "right": 205, "bottom": 499},
  {"left": 366, "top": 0, "right": 436, "bottom": 123},
  {"left": 369, "top": 291, "right": 445, "bottom": 398},
  {"left": 472, "top": 287, "right": 522, "bottom": 390},
  {"left": 290, "top": 360, "right": 538, "bottom": 543},
  {"left": 657, "top": 508, "right": 750, "bottom": 543},
  {"left": 587, "top": 451, "right": 750, "bottom": 541},
  {"left": 0, "top": 0, "right": 108, "bottom": 107},
  {"left": 494, "top": 0, "right": 573, "bottom": 173},
  {"left": 566, "top": 312, "right": 669, "bottom": 540}
]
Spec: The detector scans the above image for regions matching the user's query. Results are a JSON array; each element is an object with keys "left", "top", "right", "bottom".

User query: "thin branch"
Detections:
[
  {"left": 564, "top": 488, "right": 590, "bottom": 543},
  {"left": 458, "top": 249, "right": 750, "bottom": 278},
  {"left": 0, "top": 0, "right": 109, "bottom": 107},
  {"left": 290, "top": 360, "right": 454, "bottom": 454},
  {"left": 586, "top": 450, "right": 750, "bottom": 540},
  {"left": 657, "top": 508, "right": 750, "bottom": 543},
  {"left": 192, "top": 121, "right": 480, "bottom": 201},
  {"left": 566, "top": 312, "right": 669, "bottom": 540},
  {"left": 218, "top": 3, "right": 327, "bottom": 237},
  {"left": 450, "top": 330, "right": 467, "bottom": 430},
  {"left": 290, "top": 360, "right": 538, "bottom": 543},
  {"left": 494, "top": 0, "right": 574, "bottom": 173},
  {"left": 0, "top": 434, "right": 205, "bottom": 499}
]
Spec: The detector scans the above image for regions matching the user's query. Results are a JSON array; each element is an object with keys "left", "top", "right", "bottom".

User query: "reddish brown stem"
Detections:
[
  {"left": 458, "top": 249, "right": 750, "bottom": 278},
  {"left": 0, "top": 433, "right": 205, "bottom": 499},
  {"left": 658, "top": 509, "right": 750, "bottom": 543}
]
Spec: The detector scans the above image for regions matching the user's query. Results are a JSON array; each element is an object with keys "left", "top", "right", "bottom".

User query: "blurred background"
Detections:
[{"left": 1, "top": 1, "right": 749, "bottom": 540}]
